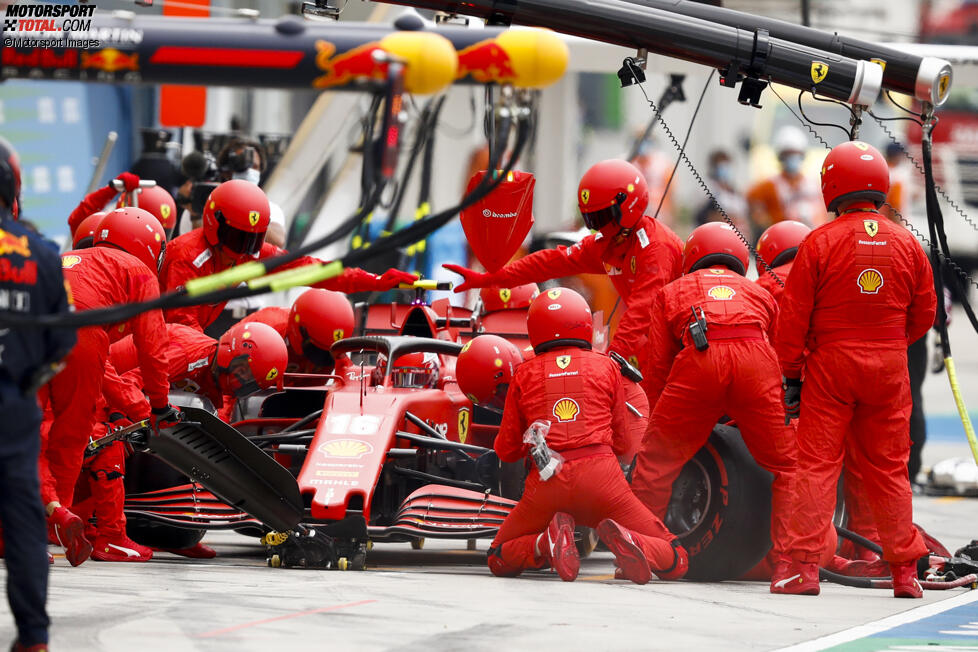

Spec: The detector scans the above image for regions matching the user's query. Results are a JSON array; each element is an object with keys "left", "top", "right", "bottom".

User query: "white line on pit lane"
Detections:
[{"left": 776, "top": 590, "right": 978, "bottom": 652}]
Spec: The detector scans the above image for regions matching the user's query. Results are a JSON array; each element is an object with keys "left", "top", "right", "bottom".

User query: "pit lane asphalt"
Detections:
[{"left": 0, "top": 492, "right": 974, "bottom": 652}]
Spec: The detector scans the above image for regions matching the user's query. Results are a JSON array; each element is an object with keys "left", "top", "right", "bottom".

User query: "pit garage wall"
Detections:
[{"left": 0, "top": 80, "right": 135, "bottom": 245}]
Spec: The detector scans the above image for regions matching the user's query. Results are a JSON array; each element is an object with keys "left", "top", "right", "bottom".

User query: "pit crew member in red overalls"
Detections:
[
  {"left": 445, "top": 160, "right": 683, "bottom": 372},
  {"left": 772, "top": 141, "right": 936, "bottom": 598},
  {"left": 40, "top": 208, "right": 177, "bottom": 566},
  {"left": 159, "top": 180, "right": 415, "bottom": 333},
  {"left": 111, "top": 321, "right": 288, "bottom": 424},
  {"left": 229, "top": 288, "right": 356, "bottom": 376},
  {"left": 757, "top": 221, "right": 882, "bottom": 568},
  {"left": 630, "top": 223, "right": 797, "bottom": 575},
  {"left": 487, "top": 288, "right": 687, "bottom": 584}
]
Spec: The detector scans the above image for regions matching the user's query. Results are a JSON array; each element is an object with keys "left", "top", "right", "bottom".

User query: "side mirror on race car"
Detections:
[{"left": 609, "top": 351, "right": 643, "bottom": 384}]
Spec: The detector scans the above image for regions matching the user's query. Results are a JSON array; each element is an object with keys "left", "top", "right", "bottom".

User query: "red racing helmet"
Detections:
[
  {"left": 286, "top": 288, "right": 355, "bottom": 368},
  {"left": 756, "top": 220, "right": 812, "bottom": 268},
  {"left": 118, "top": 185, "right": 178, "bottom": 234},
  {"left": 479, "top": 283, "right": 540, "bottom": 314},
  {"left": 527, "top": 287, "right": 593, "bottom": 353},
  {"left": 202, "top": 179, "right": 270, "bottom": 259},
  {"left": 93, "top": 207, "right": 167, "bottom": 273},
  {"left": 820, "top": 141, "right": 889, "bottom": 213},
  {"left": 215, "top": 321, "right": 288, "bottom": 398},
  {"left": 457, "top": 335, "right": 523, "bottom": 409},
  {"left": 391, "top": 351, "right": 440, "bottom": 389},
  {"left": 683, "top": 222, "right": 749, "bottom": 276},
  {"left": 0, "top": 136, "right": 21, "bottom": 218},
  {"left": 577, "top": 159, "right": 649, "bottom": 232},
  {"left": 72, "top": 212, "right": 106, "bottom": 249}
]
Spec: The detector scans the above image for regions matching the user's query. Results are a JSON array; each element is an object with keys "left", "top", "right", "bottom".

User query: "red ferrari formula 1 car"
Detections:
[{"left": 119, "top": 287, "right": 776, "bottom": 578}]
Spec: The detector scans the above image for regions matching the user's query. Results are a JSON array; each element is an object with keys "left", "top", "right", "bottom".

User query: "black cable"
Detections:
[
  {"left": 886, "top": 90, "right": 923, "bottom": 118},
  {"left": 651, "top": 72, "right": 712, "bottom": 221},
  {"left": 627, "top": 60, "right": 783, "bottom": 287},
  {"left": 870, "top": 113, "right": 978, "bottom": 238},
  {"left": 836, "top": 525, "right": 884, "bottom": 555},
  {"left": 0, "top": 105, "right": 530, "bottom": 330},
  {"left": 796, "top": 91, "right": 852, "bottom": 140}
]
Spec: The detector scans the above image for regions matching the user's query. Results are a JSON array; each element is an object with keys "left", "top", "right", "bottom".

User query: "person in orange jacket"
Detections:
[
  {"left": 488, "top": 288, "right": 687, "bottom": 584},
  {"left": 630, "top": 223, "right": 797, "bottom": 572},
  {"left": 159, "top": 180, "right": 415, "bottom": 332},
  {"left": 445, "top": 159, "right": 683, "bottom": 373},
  {"left": 772, "top": 141, "right": 936, "bottom": 598}
]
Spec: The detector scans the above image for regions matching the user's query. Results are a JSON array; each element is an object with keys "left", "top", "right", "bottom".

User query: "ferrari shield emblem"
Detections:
[
  {"left": 160, "top": 204, "right": 172, "bottom": 220},
  {"left": 547, "top": 289, "right": 561, "bottom": 300},
  {"left": 457, "top": 409, "right": 471, "bottom": 444},
  {"left": 810, "top": 61, "right": 829, "bottom": 84},
  {"left": 870, "top": 58, "right": 886, "bottom": 73},
  {"left": 864, "top": 219, "right": 879, "bottom": 237},
  {"left": 266, "top": 368, "right": 279, "bottom": 381},
  {"left": 333, "top": 328, "right": 345, "bottom": 342},
  {"left": 499, "top": 288, "right": 512, "bottom": 303},
  {"left": 556, "top": 355, "right": 571, "bottom": 370},
  {"left": 853, "top": 141, "right": 869, "bottom": 151},
  {"left": 248, "top": 210, "right": 260, "bottom": 227},
  {"left": 630, "top": 256, "right": 637, "bottom": 274},
  {"left": 580, "top": 188, "right": 590, "bottom": 205}
]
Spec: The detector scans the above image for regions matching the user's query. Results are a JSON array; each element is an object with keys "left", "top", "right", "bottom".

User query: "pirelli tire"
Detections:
[
  {"left": 664, "top": 423, "right": 773, "bottom": 581},
  {"left": 123, "top": 451, "right": 207, "bottom": 551}
]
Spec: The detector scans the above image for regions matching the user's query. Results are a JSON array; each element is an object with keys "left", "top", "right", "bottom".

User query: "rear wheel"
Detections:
[{"left": 665, "top": 424, "right": 772, "bottom": 581}]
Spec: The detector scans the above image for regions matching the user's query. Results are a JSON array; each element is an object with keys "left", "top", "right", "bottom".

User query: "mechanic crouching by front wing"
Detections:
[
  {"left": 772, "top": 142, "right": 936, "bottom": 598},
  {"left": 160, "top": 180, "right": 415, "bottom": 333},
  {"left": 630, "top": 223, "right": 797, "bottom": 574},
  {"left": 487, "top": 287, "right": 687, "bottom": 584}
]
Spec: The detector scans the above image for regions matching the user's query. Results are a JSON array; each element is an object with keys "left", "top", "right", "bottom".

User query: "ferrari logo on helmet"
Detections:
[
  {"left": 556, "top": 355, "right": 571, "bottom": 370},
  {"left": 547, "top": 289, "right": 562, "bottom": 300},
  {"left": 460, "top": 340, "right": 472, "bottom": 354},
  {"left": 853, "top": 142, "right": 870, "bottom": 151},
  {"left": 864, "top": 220, "right": 879, "bottom": 237},
  {"left": 810, "top": 61, "right": 829, "bottom": 84},
  {"left": 580, "top": 189, "right": 589, "bottom": 205},
  {"left": 630, "top": 256, "right": 637, "bottom": 274},
  {"left": 708, "top": 285, "right": 736, "bottom": 300},
  {"left": 160, "top": 204, "right": 171, "bottom": 219},
  {"left": 333, "top": 329, "right": 345, "bottom": 342},
  {"left": 626, "top": 183, "right": 635, "bottom": 193},
  {"left": 553, "top": 397, "right": 580, "bottom": 423},
  {"left": 266, "top": 368, "right": 279, "bottom": 381},
  {"left": 499, "top": 288, "right": 512, "bottom": 303},
  {"left": 857, "top": 268, "right": 884, "bottom": 294},
  {"left": 709, "top": 269, "right": 726, "bottom": 275},
  {"left": 248, "top": 210, "right": 261, "bottom": 227}
]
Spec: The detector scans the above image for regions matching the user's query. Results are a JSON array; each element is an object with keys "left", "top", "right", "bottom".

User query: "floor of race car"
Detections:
[{"left": 0, "top": 493, "right": 974, "bottom": 651}]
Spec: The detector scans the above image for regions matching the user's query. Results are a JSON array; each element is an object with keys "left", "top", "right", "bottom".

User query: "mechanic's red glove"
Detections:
[
  {"left": 149, "top": 404, "right": 184, "bottom": 434},
  {"left": 442, "top": 263, "right": 493, "bottom": 293},
  {"left": 374, "top": 268, "right": 419, "bottom": 290},
  {"left": 113, "top": 172, "right": 140, "bottom": 193}
]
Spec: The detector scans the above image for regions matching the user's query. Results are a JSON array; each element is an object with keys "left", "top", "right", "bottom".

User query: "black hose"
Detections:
[{"left": 836, "top": 525, "right": 884, "bottom": 556}]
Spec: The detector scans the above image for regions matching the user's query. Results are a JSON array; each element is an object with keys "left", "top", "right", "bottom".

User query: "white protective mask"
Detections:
[{"left": 233, "top": 168, "right": 261, "bottom": 185}]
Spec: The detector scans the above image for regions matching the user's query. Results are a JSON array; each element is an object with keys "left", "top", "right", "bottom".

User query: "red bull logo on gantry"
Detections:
[
  {"left": 81, "top": 48, "right": 139, "bottom": 72},
  {"left": 456, "top": 38, "right": 518, "bottom": 84},
  {"left": 312, "top": 40, "right": 385, "bottom": 89}
]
